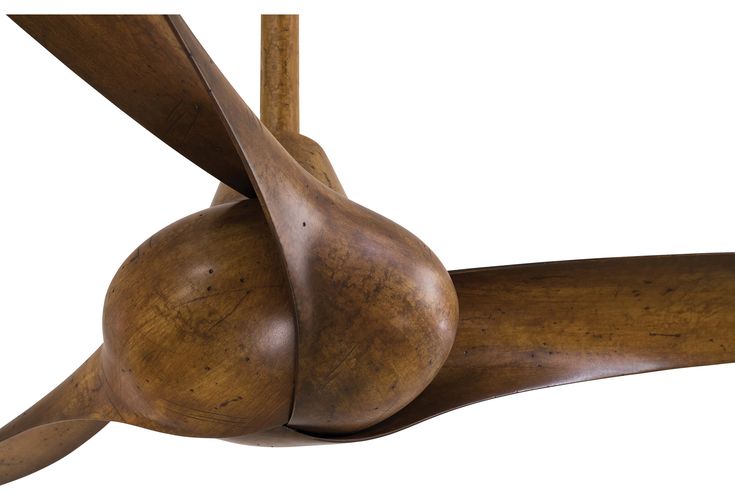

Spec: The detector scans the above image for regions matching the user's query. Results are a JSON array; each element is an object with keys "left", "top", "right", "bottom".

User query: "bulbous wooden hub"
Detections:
[
  {"left": 102, "top": 199, "right": 458, "bottom": 438},
  {"left": 285, "top": 198, "right": 459, "bottom": 434},
  {"left": 165, "top": 16, "right": 460, "bottom": 434},
  {"left": 102, "top": 201, "right": 295, "bottom": 437},
  {"left": 4, "top": 15, "right": 735, "bottom": 487}
]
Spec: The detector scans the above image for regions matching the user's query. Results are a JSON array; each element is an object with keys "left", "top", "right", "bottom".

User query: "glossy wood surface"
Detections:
[
  {"left": 2, "top": 14, "right": 734, "bottom": 484},
  {"left": 272, "top": 131, "right": 346, "bottom": 195},
  {"left": 311, "top": 253, "right": 735, "bottom": 441},
  {"left": 102, "top": 200, "right": 295, "bottom": 438},
  {"left": 9, "top": 15, "right": 254, "bottom": 197},
  {"left": 168, "top": 16, "right": 459, "bottom": 433},
  {"left": 210, "top": 131, "right": 345, "bottom": 206},
  {"left": 257, "top": 15, "right": 345, "bottom": 195},
  {"left": 211, "top": 18, "right": 343, "bottom": 444},
  {"left": 0, "top": 349, "right": 116, "bottom": 484},
  {"left": 211, "top": 15, "right": 344, "bottom": 203}
]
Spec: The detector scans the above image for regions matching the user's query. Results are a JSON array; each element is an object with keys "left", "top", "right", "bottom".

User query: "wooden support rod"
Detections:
[{"left": 260, "top": 15, "right": 299, "bottom": 133}]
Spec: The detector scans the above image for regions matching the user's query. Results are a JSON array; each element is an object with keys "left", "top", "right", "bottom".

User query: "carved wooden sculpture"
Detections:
[{"left": 1, "top": 14, "right": 733, "bottom": 485}]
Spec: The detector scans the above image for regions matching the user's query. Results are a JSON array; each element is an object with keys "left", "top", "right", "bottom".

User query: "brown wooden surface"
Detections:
[
  {"left": 213, "top": 15, "right": 342, "bottom": 445},
  {"left": 211, "top": 14, "right": 344, "bottom": 204},
  {"left": 168, "top": 16, "right": 459, "bottom": 434},
  {"left": 302, "top": 253, "right": 735, "bottom": 442},
  {"left": 211, "top": 182, "right": 248, "bottom": 206},
  {"left": 272, "top": 131, "right": 346, "bottom": 195},
  {"left": 211, "top": 131, "right": 345, "bottom": 206},
  {"left": 101, "top": 200, "right": 296, "bottom": 438},
  {"left": 261, "top": 15, "right": 299, "bottom": 133},
  {"left": 3, "top": 14, "right": 734, "bottom": 485},
  {"left": 9, "top": 15, "right": 255, "bottom": 197},
  {"left": 0, "top": 349, "right": 115, "bottom": 484}
]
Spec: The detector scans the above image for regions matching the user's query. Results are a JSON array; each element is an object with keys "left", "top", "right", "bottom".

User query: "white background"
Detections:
[{"left": 1, "top": 2, "right": 734, "bottom": 498}]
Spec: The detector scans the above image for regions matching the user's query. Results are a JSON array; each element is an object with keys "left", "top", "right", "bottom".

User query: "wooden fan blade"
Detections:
[
  {"left": 9, "top": 15, "right": 255, "bottom": 197},
  {"left": 211, "top": 131, "right": 346, "bottom": 206},
  {"left": 168, "top": 16, "right": 458, "bottom": 434},
  {"left": 325, "top": 253, "right": 735, "bottom": 440},
  {"left": 0, "top": 348, "right": 117, "bottom": 485}
]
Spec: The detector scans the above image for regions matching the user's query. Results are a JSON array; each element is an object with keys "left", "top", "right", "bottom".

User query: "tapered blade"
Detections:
[
  {"left": 9, "top": 15, "right": 255, "bottom": 197},
  {"left": 322, "top": 253, "right": 735, "bottom": 441},
  {"left": 0, "top": 348, "right": 115, "bottom": 485}
]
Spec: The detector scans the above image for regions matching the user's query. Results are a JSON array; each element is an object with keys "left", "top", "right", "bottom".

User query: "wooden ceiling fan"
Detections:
[{"left": 1, "top": 14, "right": 733, "bottom": 485}]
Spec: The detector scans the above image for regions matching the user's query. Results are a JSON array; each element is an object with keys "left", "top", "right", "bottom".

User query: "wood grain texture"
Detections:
[
  {"left": 211, "top": 131, "right": 345, "bottom": 206},
  {"left": 273, "top": 132, "right": 346, "bottom": 195},
  {"left": 3, "top": 14, "right": 734, "bottom": 483},
  {"left": 261, "top": 15, "right": 299, "bottom": 133},
  {"left": 212, "top": 16, "right": 343, "bottom": 445},
  {"left": 0, "top": 199, "right": 300, "bottom": 483},
  {"left": 0, "top": 349, "right": 116, "bottom": 484},
  {"left": 211, "top": 182, "right": 248, "bottom": 206},
  {"left": 102, "top": 200, "right": 295, "bottom": 438},
  {"left": 168, "top": 15, "right": 459, "bottom": 434},
  {"left": 211, "top": 14, "right": 345, "bottom": 204},
  {"left": 300, "top": 253, "right": 735, "bottom": 442},
  {"left": 9, "top": 15, "right": 255, "bottom": 197}
]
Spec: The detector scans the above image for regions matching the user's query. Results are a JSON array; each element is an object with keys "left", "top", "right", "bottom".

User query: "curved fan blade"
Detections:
[
  {"left": 210, "top": 131, "right": 345, "bottom": 206},
  {"left": 170, "top": 16, "right": 458, "bottom": 434},
  {"left": 0, "top": 348, "right": 117, "bottom": 485},
  {"left": 299, "top": 253, "right": 735, "bottom": 441},
  {"left": 9, "top": 15, "right": 255, "bottom": 197}
]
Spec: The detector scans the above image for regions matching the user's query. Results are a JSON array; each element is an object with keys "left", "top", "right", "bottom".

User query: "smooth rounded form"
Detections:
[{"left": 102, "top": 201, "right": 296, "bottom": 438}]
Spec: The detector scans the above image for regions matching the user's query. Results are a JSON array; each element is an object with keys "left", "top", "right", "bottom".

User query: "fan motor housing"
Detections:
[{"left": 102, "top": 200, "right": 458, "bottom": 438}]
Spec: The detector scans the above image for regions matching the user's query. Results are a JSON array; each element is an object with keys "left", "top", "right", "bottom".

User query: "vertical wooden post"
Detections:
[
  {"left": 258, "top": 14, "right": 345, "bottom": 196},
  {"left": 212, "top": 14, "right": 344, "bottom": 205},
  {"left": 212, "top": 15, "right": 300, "bottom": 205},
  {"left": 260, "top": 15, "right": 299, "bottom": 134}
]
